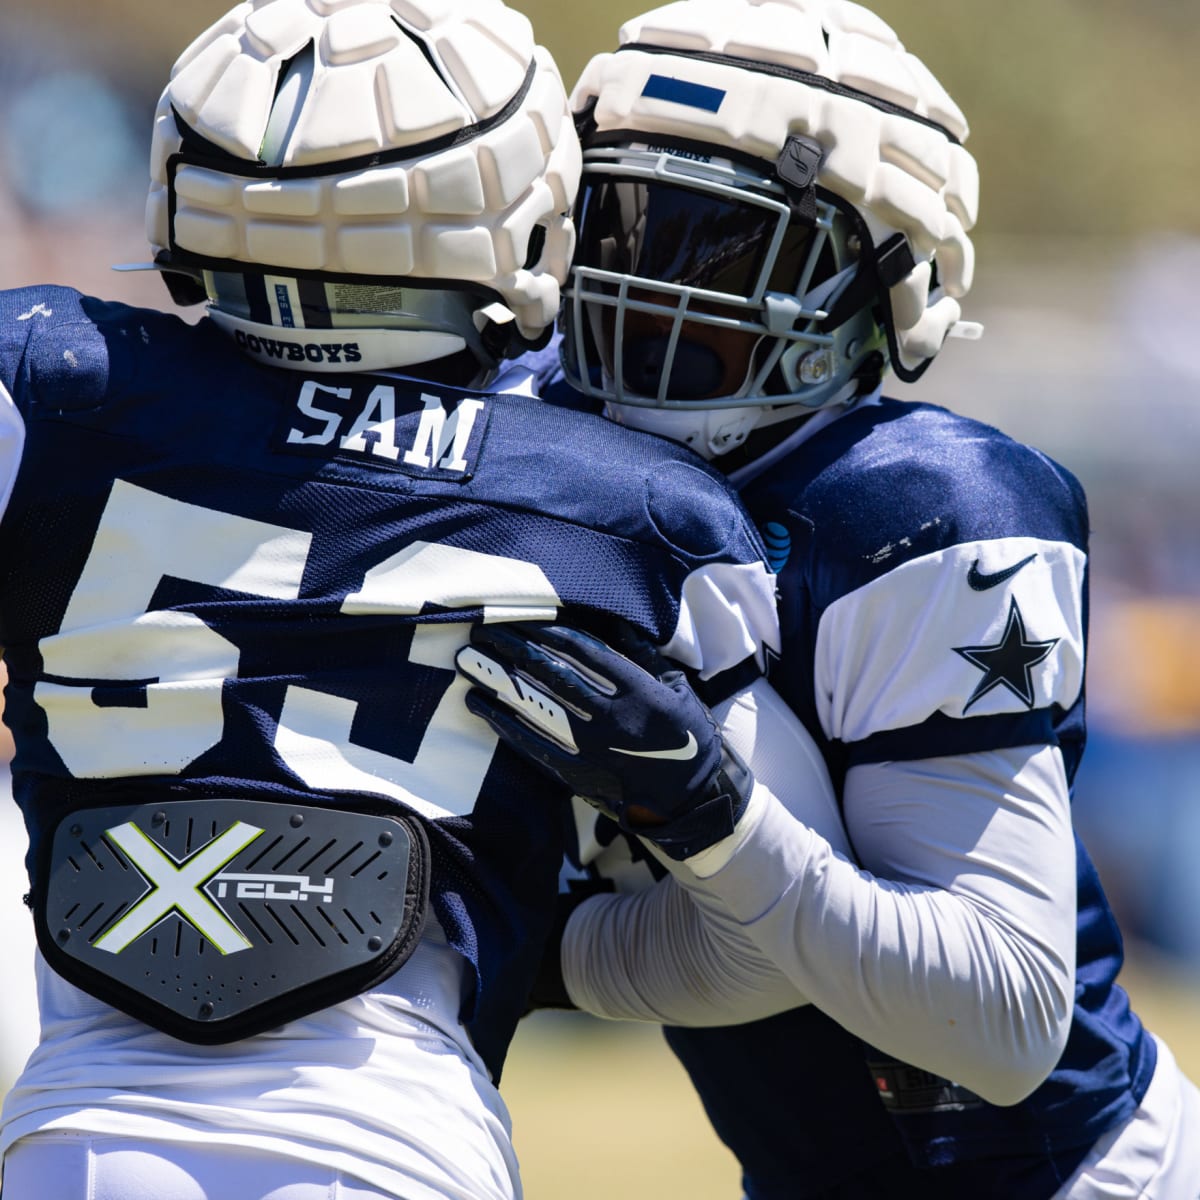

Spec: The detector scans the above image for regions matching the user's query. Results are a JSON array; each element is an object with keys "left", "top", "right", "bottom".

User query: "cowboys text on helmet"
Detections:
[{"left": 146, "top": 0, "right": 581, "bottom": 371}]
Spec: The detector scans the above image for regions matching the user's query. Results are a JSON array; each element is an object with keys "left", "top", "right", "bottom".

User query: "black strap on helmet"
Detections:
[
  {"left": 775, "top": 134, "right": 823, "bottom": 225},
  {"left": 823, "top": 230, "right": 917, "bottom": 331}
]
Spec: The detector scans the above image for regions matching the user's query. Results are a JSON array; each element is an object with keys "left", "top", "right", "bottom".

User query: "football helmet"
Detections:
[
  {"left": 562, "top": 0, "right": 980, "bottom": 458},
  {"left": 146, "top": 0, "right": 580, "bottom": 376}
]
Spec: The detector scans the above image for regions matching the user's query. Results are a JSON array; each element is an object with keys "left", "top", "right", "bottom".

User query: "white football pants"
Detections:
[{"left": 1, "top": 1136, "right": 400, "bottom": 1199}]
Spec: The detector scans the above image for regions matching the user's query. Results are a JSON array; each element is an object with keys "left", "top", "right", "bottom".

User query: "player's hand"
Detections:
[{"left": 456, "top": 622, "right": 753, "bottom": 860}]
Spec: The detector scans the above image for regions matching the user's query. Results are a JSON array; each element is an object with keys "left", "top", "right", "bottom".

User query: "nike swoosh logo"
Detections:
[
  {"left": 610, "top": 731, "right": 699, "bottom": 761},
  {"left": 967, "top": 552, "right": 1038, "bottom": 591}
]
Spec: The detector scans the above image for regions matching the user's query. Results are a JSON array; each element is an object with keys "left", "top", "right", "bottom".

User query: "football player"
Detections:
[
  {"left": 460, "top": 1, "right": 1200, "bottom": 1196},
  {"left": 0, "top": 2, "right": 845, "bottom": 1197}
]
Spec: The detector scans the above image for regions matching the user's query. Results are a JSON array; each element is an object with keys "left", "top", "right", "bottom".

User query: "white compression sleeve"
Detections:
[
  {"left": 666, "top": 744, "right": 1077, "bottom": 1105},
  {"left": 560, "top": 678, "right": 851, "bottom": 1024},
  {"left": 559, "top": 869, "right": 804, "bottom": 1025}
]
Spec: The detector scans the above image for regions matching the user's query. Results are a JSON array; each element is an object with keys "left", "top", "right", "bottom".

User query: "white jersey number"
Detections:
[{"left": 35, "top": 480, "right": 560, "bottom": 817}]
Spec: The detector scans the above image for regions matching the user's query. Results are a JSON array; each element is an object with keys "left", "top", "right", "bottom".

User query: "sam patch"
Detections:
[{"left": 280, "top": 378, "right": 490, "bottom": 481}]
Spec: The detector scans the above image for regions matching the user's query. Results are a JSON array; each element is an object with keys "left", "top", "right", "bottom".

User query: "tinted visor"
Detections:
[{"left": 573, "top": 175, "right": 813, "bottom": 297}]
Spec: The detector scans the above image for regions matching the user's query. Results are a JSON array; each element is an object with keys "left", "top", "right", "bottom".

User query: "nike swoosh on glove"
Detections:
[{"left": 456, "top": 622, "right": 753, "bottom": 861}]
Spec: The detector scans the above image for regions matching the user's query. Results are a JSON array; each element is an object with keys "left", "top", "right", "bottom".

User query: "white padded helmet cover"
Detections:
[
  {"left": 146, "top": 0, "right": 580, "bottom": 338},
  {"left": 571, "top": 0, "right": 979, "bottom": 370}
]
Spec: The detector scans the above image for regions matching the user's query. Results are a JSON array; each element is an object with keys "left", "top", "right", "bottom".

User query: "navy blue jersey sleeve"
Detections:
[{"left": 0, "top": 287, "right": 61, "bottom": 403}]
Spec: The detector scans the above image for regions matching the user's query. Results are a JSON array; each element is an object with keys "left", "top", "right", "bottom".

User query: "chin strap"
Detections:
[
  {"left": 822, "top": 230, "right": 917, "bottom": 332},
  {"left": 476, "top": 301, "right": 552, "bottom": 368},
  {"left": 775, "top": 134, "right": 824, "bottom": 225}
]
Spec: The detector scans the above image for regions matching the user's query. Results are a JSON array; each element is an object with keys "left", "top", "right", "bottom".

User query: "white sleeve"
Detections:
[
  {"left": 558, "top": 869, "right": 803, "bottom": 1025},
  {"left": 661, "top": 560, "right": 781, "bottom": 680},
  {"left": 560, "top": 677, "right": 850, "bottom": 1024},
  {"left": 662, "top": 744, "right": 1077, "bottom": 1106},
  {"left": 0, "top": 381, "right": 26, "bottom": 524}
]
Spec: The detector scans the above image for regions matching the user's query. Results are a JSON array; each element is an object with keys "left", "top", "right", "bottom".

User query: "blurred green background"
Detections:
[{"left": 2, "top": 3, "right": 1200, "bottom": 1197}]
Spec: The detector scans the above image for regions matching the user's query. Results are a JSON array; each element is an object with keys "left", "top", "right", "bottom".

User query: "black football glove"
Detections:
[{"left": 456, "top": 622, "right": 753, "bottom": 861}]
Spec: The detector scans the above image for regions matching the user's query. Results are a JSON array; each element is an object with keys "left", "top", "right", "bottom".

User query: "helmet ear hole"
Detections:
[{"left": 523, "top": 224, "right": 548, "bottom": 271}]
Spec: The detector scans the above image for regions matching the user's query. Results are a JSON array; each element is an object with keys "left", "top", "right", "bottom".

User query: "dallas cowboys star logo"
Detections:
[{"left": 954, "top": 597, "right": 1059, "bottom": 713}]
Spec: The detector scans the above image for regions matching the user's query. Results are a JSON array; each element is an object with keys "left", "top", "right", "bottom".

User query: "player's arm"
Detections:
[
  {"left": 461, "top": 620, "right": 1075, "bottom": 1105},
  {"left": 552, "top": 675, "right": 852, "bottom": 1025},
  {"left": 457, "top": 625, "right": 848, "bottom": 1026},
  {"left": 548, "top": 867, "right": 803, "bottom": 1026},
  {"left": 667, "top": 741, "right": 1076, "bottom": 1106}
]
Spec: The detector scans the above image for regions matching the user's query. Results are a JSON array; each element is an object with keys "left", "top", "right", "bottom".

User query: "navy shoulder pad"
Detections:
[{"left": 751, "top": 399, "right": 1087, "bottom": 592}]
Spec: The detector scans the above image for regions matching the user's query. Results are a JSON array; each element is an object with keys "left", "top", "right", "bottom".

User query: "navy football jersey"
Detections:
[
  {"left": 0, "top": 285, "right": 775, "bottom": 1079},
  {"left": 658, "top": 397, "right": 1154, "bottom": 1197}
]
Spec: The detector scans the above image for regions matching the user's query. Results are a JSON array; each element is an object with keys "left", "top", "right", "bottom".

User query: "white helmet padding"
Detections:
[
  {"left": 567, "top": 0, "right": 979, "bottom": 407},
  {"left": 146, "top": 0, "right": 581, "bottom": 371}
]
